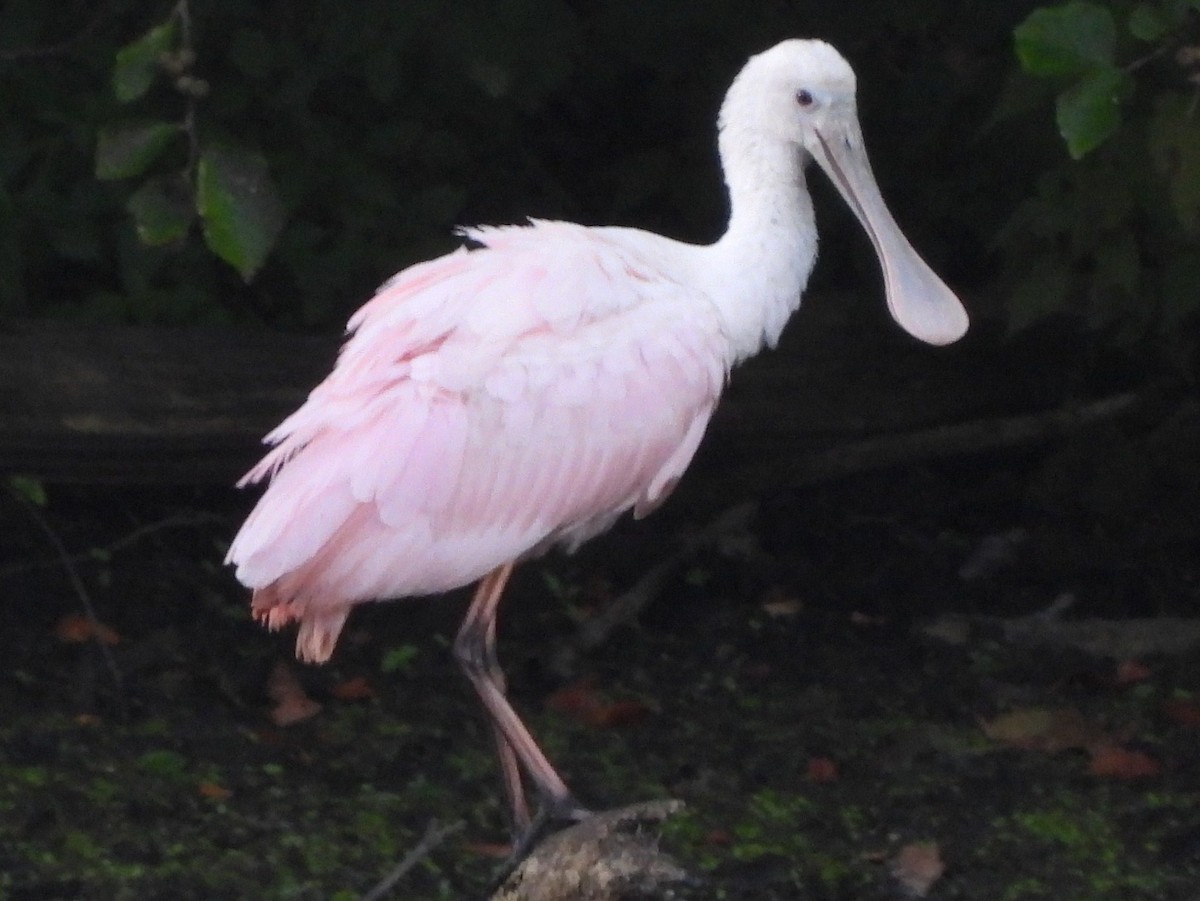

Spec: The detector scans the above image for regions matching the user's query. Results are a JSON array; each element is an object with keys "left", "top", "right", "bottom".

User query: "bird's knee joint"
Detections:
[{"left": 453, "top": 627, "right": 486, "bottom": 671}]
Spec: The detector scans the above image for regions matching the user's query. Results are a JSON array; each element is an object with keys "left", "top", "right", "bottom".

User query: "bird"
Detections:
[{"left": 227, "top": 38, "right": 968, "bottom": 839}]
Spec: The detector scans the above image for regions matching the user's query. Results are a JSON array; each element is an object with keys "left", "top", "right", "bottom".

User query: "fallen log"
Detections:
[
  {"left": 0, "top": 293, "right": 1031, "bottom": 485},
  {"left": 0, "top": 323, "right": 333, "bottom": 482}
]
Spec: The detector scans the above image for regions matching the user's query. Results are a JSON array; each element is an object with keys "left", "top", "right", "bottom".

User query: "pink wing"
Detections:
[{"left": 227, "top": 220, "right": 728, "bottom": 661}]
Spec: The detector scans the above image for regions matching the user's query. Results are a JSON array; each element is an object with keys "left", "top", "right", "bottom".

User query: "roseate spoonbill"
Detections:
[{"left": 228, "top": 39, "right": 968, "bottom": 836}]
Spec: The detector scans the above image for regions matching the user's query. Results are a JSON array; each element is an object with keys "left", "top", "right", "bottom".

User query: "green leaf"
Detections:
[
  {"left": 127, "top": 175, "right": 194, "bottom": 245},
  {"left": 1128, "top": 4, "right": 1169, "bottom": 41},
  {"left": 196, "top": 146, "right": 285, "bottom": 281},
  {"left": 7, "top": 475, "right": 47, "bottom": 507},
  {"left": 113, "top": 21, "right": 178, "bottom": 103},
  {"left": 1055, "top": 67, "right": 1130, "bottom": 158},
  {"left": 1015, "top": 2, "right": 1116, "bottom": 78},
  {"left": 380, "top": 644, "right": 420, "bottom": 674},
  {"left": 136, "top": 749, "right": 187, "bottom": 778},
  {"left": 1148, "top": 95, "right": 1200, "bottom": 231},
  {"left": 95, "top": 121, "right": 179, "bottom": 180}
]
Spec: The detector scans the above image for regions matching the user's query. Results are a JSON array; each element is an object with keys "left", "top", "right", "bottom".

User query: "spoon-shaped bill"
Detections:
[{"left": 811, "top": 128, "right": 968, "bottom": 346}]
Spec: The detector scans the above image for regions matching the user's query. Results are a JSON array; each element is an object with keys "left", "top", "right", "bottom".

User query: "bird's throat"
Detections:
[{"left": 707, "top": 147, "right": 818, "bottom": 362}]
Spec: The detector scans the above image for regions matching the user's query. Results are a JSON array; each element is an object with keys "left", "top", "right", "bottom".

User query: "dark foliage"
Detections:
[{"left": 2, "top": 0, "right": 1032, "bottom": 330}]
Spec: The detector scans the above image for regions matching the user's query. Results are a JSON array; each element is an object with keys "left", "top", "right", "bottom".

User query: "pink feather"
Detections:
[{"left": 227, "top": 221, "right": 728, "bottom": 660}]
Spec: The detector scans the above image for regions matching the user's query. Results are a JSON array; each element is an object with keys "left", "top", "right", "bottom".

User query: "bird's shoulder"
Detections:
[
  {"left": 331, "top": 220, "right": 726, "bottom": 394},
  {"left": 353, "top": 219, "right": 714, "bottom": 335}
]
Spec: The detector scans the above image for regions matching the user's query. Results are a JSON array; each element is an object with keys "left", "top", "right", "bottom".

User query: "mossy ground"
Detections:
[{"left": 1, "top": 421, "right": 1198, "bottom": 899}]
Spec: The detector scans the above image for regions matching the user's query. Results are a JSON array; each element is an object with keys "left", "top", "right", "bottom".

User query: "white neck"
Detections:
[{"left": 702, "top": 129, "right": 818, "bottom": 363}]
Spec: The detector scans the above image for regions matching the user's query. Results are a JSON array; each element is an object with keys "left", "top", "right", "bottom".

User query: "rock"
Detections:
[{"left": 492, "top": 800, "right": 694, "bottom": 901}]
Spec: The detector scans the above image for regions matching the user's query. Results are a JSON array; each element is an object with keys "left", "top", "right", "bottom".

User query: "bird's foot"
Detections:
[
  {"left": 488, "top": 792, "right": 593, "bottom": 889},
  {"left": 539, "top": 791, "right": 592, "bottom": 825},
  {"left": 508, "top": 792, "right": 590, "bottom": 859}
]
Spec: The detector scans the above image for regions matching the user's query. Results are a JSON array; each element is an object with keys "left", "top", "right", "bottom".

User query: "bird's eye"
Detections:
[{"left": 796, "top": 89, "right": 815, "bottom": 108}]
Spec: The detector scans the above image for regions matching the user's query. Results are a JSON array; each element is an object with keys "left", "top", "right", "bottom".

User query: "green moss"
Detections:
[
  {"left": 815, "top": 853, "right": 850, "bottom": 886},
  {"left": 984, "top": 801, "right": 1178, "bottom": 900},
  {"left": 1014, "top": 809, "right": 1091, "bottom": 846},
  {"left": 3, "top": 483, "right": 1198, "bottom": 899},
  {"left": 135, "top": 749, "right": 188, "bottom": 779},
  {"left": 13, "top": 764, "right": 49, "bottom": 787},
  {"left": 1002, "top": 876, "right": 1052, "bottom": 899},
  {"left": 747, "top": 788, "right": 815, "bottom": 823},
  {"left": 836, "top": 803, "right": 868, "bottom": 840}
]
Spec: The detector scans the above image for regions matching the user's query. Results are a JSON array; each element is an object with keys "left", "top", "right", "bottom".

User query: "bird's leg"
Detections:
[
  {"left": 456, "top": 564, "right": 530, "bottom": 835},
  {"left": 453, "top": 564, "right": 588, "bottom": 838}
]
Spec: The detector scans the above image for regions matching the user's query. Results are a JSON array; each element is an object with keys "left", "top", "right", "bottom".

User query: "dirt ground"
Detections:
[{"left": 1, "top": 402, "right": 1199, "bottom": 900}]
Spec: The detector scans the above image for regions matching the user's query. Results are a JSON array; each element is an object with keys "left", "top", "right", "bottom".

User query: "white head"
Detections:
[
  {"left": 720, "top": 40, "right": 858, "bottom": 151},
  {"left": 720, "top": 40, "right": 969, "bottom": 346}
]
